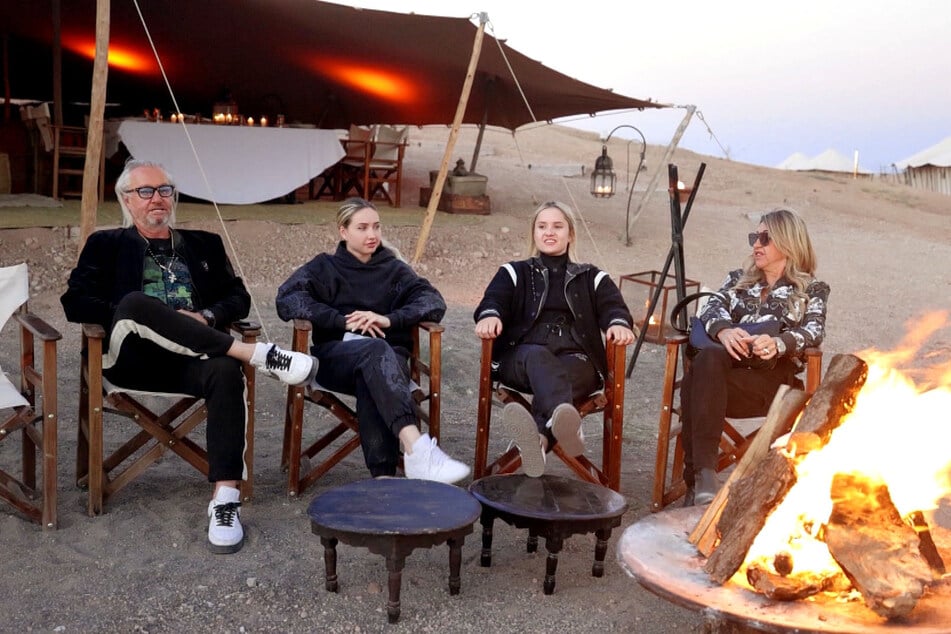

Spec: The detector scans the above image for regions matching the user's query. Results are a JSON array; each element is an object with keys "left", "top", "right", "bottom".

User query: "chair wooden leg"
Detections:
[{"left": 653, "top": 340, "right": 682, "bottom": 511}]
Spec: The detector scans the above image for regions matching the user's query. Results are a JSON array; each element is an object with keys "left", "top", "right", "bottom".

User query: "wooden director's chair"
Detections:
[
  {"left": 652, "top": 331, "right": 822, "bottom": 511},
  {"left": 76, "top": 321, "right": 260, "bottom": 515},
  {"left": 0, "top": 263, "right": 61, "bottom": 529},
  {"left": 282, "top": 319, "right": 443, "bottom": 496},
  {"left": 473, "top": 338, "right": 628, "bottom": 492}
]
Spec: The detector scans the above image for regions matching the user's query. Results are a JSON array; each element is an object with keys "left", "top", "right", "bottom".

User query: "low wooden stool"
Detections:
[
  {"left": 469, "top": 474, "right": 629, "bottom": 594},
  {"left": 308, "top": 478, "right": 481, "bottom": 624}
]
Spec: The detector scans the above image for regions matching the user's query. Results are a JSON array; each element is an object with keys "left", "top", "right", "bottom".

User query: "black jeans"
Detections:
[
  {"left": 312, "top": 337, "right": 418, "bottom": 477},
  {"left": 102, "top": 292, "right": 248, "bottom": 482},
  {"left": 680, "top": 346, "right": 801, "bottom": 486},
  {"left": 497, "top": 344, "right": 601, "bottom": 449}
]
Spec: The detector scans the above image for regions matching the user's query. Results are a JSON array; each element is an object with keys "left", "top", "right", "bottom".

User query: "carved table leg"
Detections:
[
  {"left": 543, "top": 535, "right": 564, "bottom": 595},
  {"left": 386, "top": 555, "right": 406, "bottom": 624},
  {"left": 447, "top": 536, "right": 464, "bottom": 595},
  {"left": 593, "top": 527, "right": 613, "bottom": 577},
  {"left": 527, "top": 528, "right": 539, "bottom": 553},
  {"left": 480, "top": 512, "right": 495, "bottom": 567},
  {"left": 320, "top": 536, "right": 339, "bottom": 592}
]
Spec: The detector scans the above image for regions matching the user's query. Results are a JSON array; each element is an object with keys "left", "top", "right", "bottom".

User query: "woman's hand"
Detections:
[
  {"left": 345, "top": 310, "right": 390, "bottom": 338},
  {"left": 717, "top": 327, "right": 778, "bottom": 362},
  {"left": 606, "top": 324, "right": 636, "bottom": 346},
  {"left": 751, "top": 334, "right": 779, "bottom": 361},
  {"left": 475, "top": 316, "right": 502, "bottom": 339},
  {"left": 717, "top": 327, "right": 756, "bottom": 361}
]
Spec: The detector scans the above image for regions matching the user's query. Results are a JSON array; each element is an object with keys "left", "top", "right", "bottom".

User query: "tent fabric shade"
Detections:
[{"left": 2, "top": 1, "right": 667, "bottom": 130}]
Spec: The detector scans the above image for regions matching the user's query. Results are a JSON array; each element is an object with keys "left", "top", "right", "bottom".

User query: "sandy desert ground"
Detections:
[{"left": 1, "top": 122, "right": 950, "bottom": 632}]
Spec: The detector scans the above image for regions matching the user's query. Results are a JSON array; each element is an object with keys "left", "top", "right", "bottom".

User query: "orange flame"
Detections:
[{"left": 737, "top": 311, "right": 951, "bottom": 586}]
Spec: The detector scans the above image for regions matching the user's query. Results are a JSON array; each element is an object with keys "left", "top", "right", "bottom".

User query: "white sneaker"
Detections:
[
  {"left": 208, "top": 486, "right": 244, "bottom": 554},
  {"left": 251, "top": 343, "right": 315, "bottom": 386},
  {"left": 403, "top": 433, "right": 470, "bottom": 484},
  {"left": 550, "top": 403, "right": 584, "bottom": 457},
  {"left": 503, "top": 403, "right": 546, "bottom": 477}
]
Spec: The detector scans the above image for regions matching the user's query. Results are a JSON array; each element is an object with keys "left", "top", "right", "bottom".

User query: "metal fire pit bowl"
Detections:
[{"left": 617, "top": 507, "right": 951, "bottom": 633}]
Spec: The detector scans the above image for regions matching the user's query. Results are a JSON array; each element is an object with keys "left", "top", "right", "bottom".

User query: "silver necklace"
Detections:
[{"left": 142, "top": 231, "right": 179, "bottom": 283}]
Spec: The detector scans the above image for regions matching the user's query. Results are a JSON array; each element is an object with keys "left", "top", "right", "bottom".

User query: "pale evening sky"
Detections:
[{"left": 338, "top": 0, "right": 950, "bottom": 173}]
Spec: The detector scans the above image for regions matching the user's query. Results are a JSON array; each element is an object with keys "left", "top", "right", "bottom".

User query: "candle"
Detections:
[
  {"left": 260, "top": 116, "right": 268, "bottom": 127},
  {"left": 170, "top": 113, "right": 177, "bottom": 123},
  {"left": 225, "top": 114, "right": 233, "bottom": 124},
  {"left": 247, "top": 117, "right": 254, "bottom": 126}
]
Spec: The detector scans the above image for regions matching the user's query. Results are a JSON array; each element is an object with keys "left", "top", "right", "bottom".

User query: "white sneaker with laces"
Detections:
[
  {"left": 251, "top": 343, "right": 315, "bottom": 386},
  {"left": 403, "top": 433, "right": 470, "bottom": 484},
  {"left": 208, "top": 485, "right": 244, "bottom": 554}
]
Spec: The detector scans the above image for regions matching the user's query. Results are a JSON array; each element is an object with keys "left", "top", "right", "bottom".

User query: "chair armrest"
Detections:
[
  {"left": 662, "top": 333, "right": 689, "bottom": 346},
  {"left": 14, "top": 311, "right": 62, "bottom": 341},
  {"left": 82, "top": 322, "right": 107, "bottom": 340},
  {"left": 230, "top": 320, "right": 261, "bottom": 337},
  {"left": 417, "top": 321, "right": 445, "bottom": 335}
]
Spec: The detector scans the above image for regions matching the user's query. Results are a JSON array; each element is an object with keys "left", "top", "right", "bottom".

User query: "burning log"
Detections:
[
  {"left": 689, "top": 385, "right": 809, "bottom": 557},
  {"left": 825, "top": 472, "right": 934, "bottom": 619},
  {"left": 907, "top": 510, "right": 946, "bottom": 575},
  {"left": 704, "top": 354, "right": 868, "bottom": 584},
  {"left": 745, "top": 562, "right": 836, "bottom": 601}
]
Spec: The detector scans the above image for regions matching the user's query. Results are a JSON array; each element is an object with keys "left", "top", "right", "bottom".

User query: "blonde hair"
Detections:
[
  {"left": 336, "top": 197, "right": 377, "bottom": 228},
  {"left": 334, "top": 197, "right": 404, "bottom": 260},
  {"left": 736, "top": 208, "right": 817, "bottom": 312},
  {"left": 527, "top": 201, "right": 578, "bottom": 261}
]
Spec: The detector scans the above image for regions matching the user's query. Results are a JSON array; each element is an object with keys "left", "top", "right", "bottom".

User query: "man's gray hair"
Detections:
[{"left": 114, "top": 159, "right": 178, "bottom": 227}]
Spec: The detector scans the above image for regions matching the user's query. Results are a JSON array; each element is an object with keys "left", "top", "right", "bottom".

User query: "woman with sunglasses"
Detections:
[
  {"left": 474, "top": 201, "right": 635, "bottom": 477},
  {"left": 681, "top": 208, "right": 829, "bottom": 506}
]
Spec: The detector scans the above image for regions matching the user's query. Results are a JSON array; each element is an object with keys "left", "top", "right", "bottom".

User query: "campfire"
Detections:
[{"left": 694, "top": 312, "right": 951, "bottom": 621}]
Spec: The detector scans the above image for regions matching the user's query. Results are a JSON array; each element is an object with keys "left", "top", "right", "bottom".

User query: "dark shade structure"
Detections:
[{"left": 1, "top": 0, "right": 666, "bottom": 129}]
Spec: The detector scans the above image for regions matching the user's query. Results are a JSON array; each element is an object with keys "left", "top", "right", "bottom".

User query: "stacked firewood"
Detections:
[{"left": 692, "top": 354, "right": 947, "bottom": 620}]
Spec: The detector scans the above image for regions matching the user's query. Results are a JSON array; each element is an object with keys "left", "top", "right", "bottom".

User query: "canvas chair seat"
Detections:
[
  {"left": 281, "top": 319, "right": 442, "bottom": 496},
  {"left": 473, "top": 337, "right": 628, "bottom": 492},
  {"left": 76, "top": 320, "right": 260, "bottom": 515},
  {"left": 651, "top": 290, "right": 822, "bottom": 511},
  {"left": 0, "top": 263, "right": 61, "bottom": 529}
]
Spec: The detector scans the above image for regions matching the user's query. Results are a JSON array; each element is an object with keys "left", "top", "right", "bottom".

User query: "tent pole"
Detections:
[
  {"left": 470, "top": 80, "right": 492, "bottom": 173},
  {"left": 52, "top": 0, "right": 63, "bottom": 126},
  {"left": 79, "top": 0, "right": 109, "bottom": 251},
  {"left": 623, "top": 104, "right": 695, "bottom": 243},
  {"left": 411, "top": 13, "right": 487, "bottom": 264}
]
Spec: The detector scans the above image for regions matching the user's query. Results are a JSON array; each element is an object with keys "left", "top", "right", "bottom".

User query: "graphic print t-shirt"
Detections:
[{"left": 142, "top": 237, "right": 195, "bottom": 311}]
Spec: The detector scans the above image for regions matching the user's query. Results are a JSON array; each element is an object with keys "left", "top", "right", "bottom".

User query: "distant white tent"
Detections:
[
  {"left": 894, "top": 135, "right": 951, "bottom": 169},
  {"left": 895, "top": 135, "right": 951, "bottom": 195},
  {"left": 776, "top": 152, "right": 810, "bottom": 170},
  {"left": 777, "top": 149, "right": 870, "bottom": 174}
]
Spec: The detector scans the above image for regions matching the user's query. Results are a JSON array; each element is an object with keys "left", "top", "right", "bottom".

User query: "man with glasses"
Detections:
[{"left": 62, "top": 159, "right": 315, "bottom": 554}]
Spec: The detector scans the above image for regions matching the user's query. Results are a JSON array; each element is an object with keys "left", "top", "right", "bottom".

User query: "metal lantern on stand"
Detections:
[{"left": 590, "top": 146, "right": 616, "bottom": 198}]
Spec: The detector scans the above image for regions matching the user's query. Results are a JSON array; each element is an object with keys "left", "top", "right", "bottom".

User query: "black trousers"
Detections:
[
  {"left": 312, "top": 337, "right": 418, "bottom": 477},
  {"left": 497, "top": 344, "right": 601, "bottom": 449},
  {"left": 103, "top": 292, "right": 248, "bottom": 482},
  {"left": 680, "top": 346, "right": 800, "bottom": 486}
]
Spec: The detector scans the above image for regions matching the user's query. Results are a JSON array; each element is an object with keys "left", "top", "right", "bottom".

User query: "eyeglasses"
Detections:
[
  {"left": 748, "top": 231, "right": 770, "bottom": 247},
  {"left": 125, "top": 185, "right": 175, "bottom": 199}
]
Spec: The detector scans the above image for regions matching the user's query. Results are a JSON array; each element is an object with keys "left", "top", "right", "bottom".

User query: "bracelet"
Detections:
[{"left": 773, "top": 336, "right": 786, "bottom": 356}]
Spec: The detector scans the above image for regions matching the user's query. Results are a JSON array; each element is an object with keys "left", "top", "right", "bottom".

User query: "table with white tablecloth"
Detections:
[{"left": 117, "top": 121, "right": 345, "bottom": 205}]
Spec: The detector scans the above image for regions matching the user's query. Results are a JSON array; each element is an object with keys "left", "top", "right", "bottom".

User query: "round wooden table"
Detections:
[
  {"left": 469, "top": 474, "right": 628, "bottom": 594},
  {"left": 308, "top": 478, "right": 481, "bottom": 624}
]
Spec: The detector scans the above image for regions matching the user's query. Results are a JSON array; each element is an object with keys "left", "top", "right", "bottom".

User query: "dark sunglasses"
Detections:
[
  {"left": 125, "top": 185, "right": 175, "bottom": 199},
  {"left": 748, "top": 231, "right": 770, "bottom": 247}
]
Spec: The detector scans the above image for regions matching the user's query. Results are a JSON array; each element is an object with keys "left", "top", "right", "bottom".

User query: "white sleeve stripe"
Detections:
[
  {"left": 594, "top": 271, "right": 608, "bottom": 290},
  {"left": 502, "top": 263, "right": 517, "bottom": 285}
]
